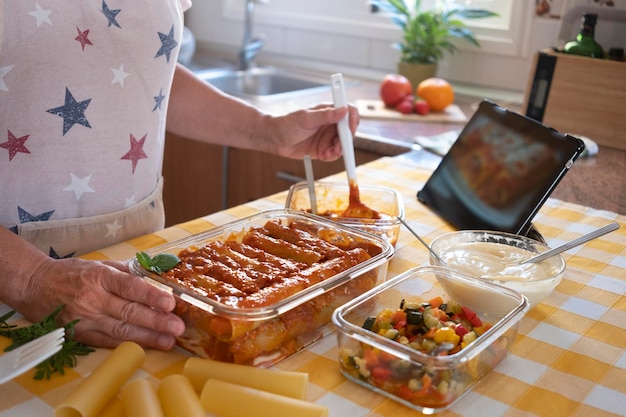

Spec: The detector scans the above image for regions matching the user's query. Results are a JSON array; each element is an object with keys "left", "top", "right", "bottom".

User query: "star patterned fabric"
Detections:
[
  {"left": 46, "top": 88, "right": 92, "bottom": 135},
  {"left": 121, "top": 134, "right": 148, "bottom": 174},
  {"left": 74, "top": 27, "right": 94, "bottom": 51},
  {"left": 0, "top": 131, "right": 31, "bottom": 161},
  {"left": 0, "top": 1, "right": 191, "bottom": 255}
]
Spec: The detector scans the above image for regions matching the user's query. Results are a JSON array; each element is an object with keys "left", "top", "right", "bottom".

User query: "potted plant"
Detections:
[{"left": 370, "top": 0, "right": 498, "bottom": 86}]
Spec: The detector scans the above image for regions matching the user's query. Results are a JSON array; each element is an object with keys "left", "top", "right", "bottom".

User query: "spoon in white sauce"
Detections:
[{"left": 514, "top": 221, "right": 620, "bottom": 265}]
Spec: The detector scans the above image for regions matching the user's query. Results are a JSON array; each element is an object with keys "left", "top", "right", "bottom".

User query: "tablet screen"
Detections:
[{"left": 417, "top": 100, "right": 585, "bottom": 235}]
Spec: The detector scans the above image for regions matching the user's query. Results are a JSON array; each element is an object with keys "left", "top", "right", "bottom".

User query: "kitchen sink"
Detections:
[{"left": 195, "top": 67, "right": 329, "bottom": 101}]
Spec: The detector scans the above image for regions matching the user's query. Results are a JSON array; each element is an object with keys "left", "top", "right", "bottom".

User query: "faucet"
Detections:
[{"left": 239, "top": 0, "right": 268, "bottom": 71}]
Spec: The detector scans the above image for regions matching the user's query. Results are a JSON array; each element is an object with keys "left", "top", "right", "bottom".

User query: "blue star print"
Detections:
[
  {"left": 47, "top": 88, "right": 92, "bottom": 135},
  {"left": 155, "top": 25, "right": 178, "bottom": 63},
  {"left": 49, "top": 247, "right": 76, "bottom": 259},
  {"left": 153, "top": 88, "right": 165, "bottom": 111},
  {"left": 101, "top": 1, "right": 121, "bottom": 28},
  {"left": 9, "top": 206, "right": 55, "bottom": 233},
  {"left": 18, "top": 206, "right": 55, "bottom": 223}
]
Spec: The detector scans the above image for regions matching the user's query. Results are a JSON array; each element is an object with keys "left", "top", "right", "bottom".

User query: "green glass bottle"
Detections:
[{"left": 563, "top": 13, "right": 604, "bottom": 58}]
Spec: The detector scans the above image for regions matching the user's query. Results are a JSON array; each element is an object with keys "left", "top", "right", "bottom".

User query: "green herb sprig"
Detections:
[
  {"left": 0, "top": 305, "right": 94, "bottom": 380},
  {"left": 136, "top": 251, "right": 180, "bottom": 274}
]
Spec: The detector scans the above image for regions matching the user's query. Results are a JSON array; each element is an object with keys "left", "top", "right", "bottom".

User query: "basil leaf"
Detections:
[
  {"left": 135, "top": 251, "right": 180, "bottom": 273},
  {"left": 151, "top": 254, "right": 181, "bottom": 272},
  {"left": 136, "top": 251, "right": 153, "bottom": 271}
]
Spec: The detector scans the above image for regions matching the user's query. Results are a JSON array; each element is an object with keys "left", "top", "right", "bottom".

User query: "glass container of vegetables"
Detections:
[{"left": 332, "top": 266, "right": 528, "bottom": 414}]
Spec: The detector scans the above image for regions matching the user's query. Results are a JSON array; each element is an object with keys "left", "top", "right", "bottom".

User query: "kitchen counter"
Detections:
[
  {"left": 2, "top": 156, "right": 624, "bottom": 417},
  {"left": 346, "top": 81, "right": 626, "bottom": 215},
  {"left": 179, "top": 54, "right": 626, "bottom": 215},
  {"left": 249, "top": 73, "right": 625, "bottom": 215}
]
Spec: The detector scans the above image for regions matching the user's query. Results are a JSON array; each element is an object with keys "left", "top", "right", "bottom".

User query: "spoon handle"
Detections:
[
  {"left": 303, "top": 155, "right": 318, "bottom": 215},
  {"left": 398, "top": 217, "right": 445, "bottom": 264},
  {"left": 331, "top": 73, "right": 357, "bottom": 183},
  {"left": 521, "top": 222, "right": 620, "bottom": 264}
]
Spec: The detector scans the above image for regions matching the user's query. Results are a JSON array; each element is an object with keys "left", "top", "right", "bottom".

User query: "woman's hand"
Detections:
[
  {"left": 6, "top": 250, "right": 185, "bottom": 350},
  {"left": 263, "top": 103, "right": 360, "bottom": 162}
]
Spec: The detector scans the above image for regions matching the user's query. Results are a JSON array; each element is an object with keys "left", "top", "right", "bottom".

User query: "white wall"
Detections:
[{"left": 184, "top": 1, "right": 621, "bottom": 101}]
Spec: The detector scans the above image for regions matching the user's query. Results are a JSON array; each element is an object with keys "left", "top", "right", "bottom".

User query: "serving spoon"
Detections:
[
  {"left": 398, "top": 217, "right": 444, "bottom": 264},
  {"left": 399, "top": 216, "right": 620, "bottom": 267},
  {"left": 515, "top": 221, "right": 620, "bottom": 265},
  {"left": 331, "top": 73, "right": 379, "bottom": 219}
]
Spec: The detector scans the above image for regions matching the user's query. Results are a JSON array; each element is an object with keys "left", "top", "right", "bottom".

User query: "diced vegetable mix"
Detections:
[
  {"left": 339, "top": 297, "right": 508, "bottom": 409},
  {"left": 361, "top": 297, "right": 488, "bottom": 355}
]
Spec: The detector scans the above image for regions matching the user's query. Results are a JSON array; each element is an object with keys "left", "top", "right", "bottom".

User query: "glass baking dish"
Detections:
[{"left": 130, "top": 209, "right": 394, "bottom": 367}]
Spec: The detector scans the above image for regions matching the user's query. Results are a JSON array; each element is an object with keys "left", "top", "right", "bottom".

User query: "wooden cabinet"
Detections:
[
  {"left": 226, "top": 148, "right": 380, "bottom": 207},
  {"left": 162, "top": 132, "right": 225, "bottom": 226},
  {"left": 163, "top": 133, "right": 383, "bottom": 227}
]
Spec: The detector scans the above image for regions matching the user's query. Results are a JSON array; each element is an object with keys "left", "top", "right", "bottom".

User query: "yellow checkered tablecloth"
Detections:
[{"left": 1, "top": 156, "right": 625, "bottom": 417}]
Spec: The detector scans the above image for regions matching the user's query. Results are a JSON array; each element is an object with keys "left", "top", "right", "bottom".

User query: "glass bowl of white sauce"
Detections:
[{"left": 429, "top": 231, "right": 566, "bottom": 308}]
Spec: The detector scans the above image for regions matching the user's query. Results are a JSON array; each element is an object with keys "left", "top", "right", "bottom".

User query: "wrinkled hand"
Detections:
[
  {"left": 267, "top": 103, "right": 360, "bottom": 162},
  {"left": 20, "top": 257, "right": 185, "bottom": 350}
]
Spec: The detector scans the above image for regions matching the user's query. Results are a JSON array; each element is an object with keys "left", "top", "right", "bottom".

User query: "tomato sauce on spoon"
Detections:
[{"left": 341, "top": 180, "right": 381, "bottom": 219}]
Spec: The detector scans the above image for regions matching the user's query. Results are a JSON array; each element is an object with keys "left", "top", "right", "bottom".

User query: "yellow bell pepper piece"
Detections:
[{"left": 433, "top": 327, "right": 460, "bottom": 346}]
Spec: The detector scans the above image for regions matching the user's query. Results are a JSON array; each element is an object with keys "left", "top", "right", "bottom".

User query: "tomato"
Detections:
[
  {"left": 455, "top": 323, "right": 470, "bottom": 338},
  {"left": 396, "top": 384, "right": 414, "bottom": 401},
  {"left": 414, "top": 98, "right": 430, "bottom": 115},
  {"left": 362, "top": 348, "right": 380, "bottom": 368},
  {"left": 380, "top": 74, "right": 413, "bottom": 107},
  {"left": 394, "top": 98, "right": 414, "bottom": 114},
  {"left": 461, "top": 305, "right": 483, "bottom": 328},
  {"left": 371, "top": 366, "right": 392, "bottom": 381}
]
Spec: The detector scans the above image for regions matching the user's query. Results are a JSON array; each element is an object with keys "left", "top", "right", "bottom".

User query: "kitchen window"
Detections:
[{"left": 221, "top": 0, "right": 533, "bottom": 58}]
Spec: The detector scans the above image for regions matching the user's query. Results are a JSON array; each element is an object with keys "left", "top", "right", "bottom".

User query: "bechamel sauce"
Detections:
[{"left": 436, "top": 241, "right": 563, "bottom": 307}]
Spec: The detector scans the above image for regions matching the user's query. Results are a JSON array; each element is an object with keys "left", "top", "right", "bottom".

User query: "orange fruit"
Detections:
[{"left": 416, "top": 78, "right": 454, "bottom": 112}]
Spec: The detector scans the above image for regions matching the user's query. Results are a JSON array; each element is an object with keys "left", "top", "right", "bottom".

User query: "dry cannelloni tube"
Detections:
[
  {"left": 121, "top": 378, "right": 163, "bottom": 417},
  {"left": 183, "top": 357, "right": 308, "bottom": 399},
  {"left": 55, "top": 342, "right": 145, "bottom": 417},
  {"left": 201, "top": 378, "right": 328, "bottom": 417},
  {"left": 157, "top": 374, "right": 204, "bottom": 417}
]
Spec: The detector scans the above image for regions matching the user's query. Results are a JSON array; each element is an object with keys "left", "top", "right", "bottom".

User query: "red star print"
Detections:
[
  {"left": 75, "top": 27, "right": 93, "bottom": 51},
  {"left": 120, "top": 133, "right": 148, "bottom": 174},
  {"left": 0, "top": 130, "right": 31, "bottom": 161}
]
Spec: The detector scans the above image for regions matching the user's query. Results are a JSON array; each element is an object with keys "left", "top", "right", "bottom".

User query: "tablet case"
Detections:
[{"left": 417, "top": 100, "right": 585, "bottom": 237}]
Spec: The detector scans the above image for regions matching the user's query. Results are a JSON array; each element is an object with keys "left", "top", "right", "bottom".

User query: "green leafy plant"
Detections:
[
  {"left": 370, "top": 0, "right": 498, "bottom": 64},
  {"left": 136, "top": 251, "right": 180, "bottom": 274},
  {"left": 0, "top": 305, "right": 94, "bottom": 380}
]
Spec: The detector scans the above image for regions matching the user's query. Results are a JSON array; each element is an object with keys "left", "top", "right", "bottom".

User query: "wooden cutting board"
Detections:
[{"left": 356, "top": 99, "right": 467, "bottom": 123}]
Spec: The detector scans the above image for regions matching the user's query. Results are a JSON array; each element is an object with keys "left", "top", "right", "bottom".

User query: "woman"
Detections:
[{"left": 0, "top": 1, "right": 358, "bottom": 350}]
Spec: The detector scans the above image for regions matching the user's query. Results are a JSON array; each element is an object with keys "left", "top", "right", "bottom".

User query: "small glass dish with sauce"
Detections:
[
  {"left": 429, "top": 230, "right": 566, "bottom": 308},
  {"left": 285, "top": 181, "right": 404, "bottom": 247}
]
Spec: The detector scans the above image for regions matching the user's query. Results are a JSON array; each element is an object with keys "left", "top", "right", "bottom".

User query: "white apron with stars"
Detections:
[{"left": 0, "top": 0, "right": 191, "bottom": 257}]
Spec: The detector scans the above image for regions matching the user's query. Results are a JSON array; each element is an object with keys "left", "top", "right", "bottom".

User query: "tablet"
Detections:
[{"left": 417, "top": 100, "right": 585, "bottom": 236}]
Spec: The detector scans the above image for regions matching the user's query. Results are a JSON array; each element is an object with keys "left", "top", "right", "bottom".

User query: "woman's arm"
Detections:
[
  {"left": 0, "top": 227, "right": 185, "bottom": 350},
  {"left": 165, "top": 64, "right": 358, "bottom": 162}
]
